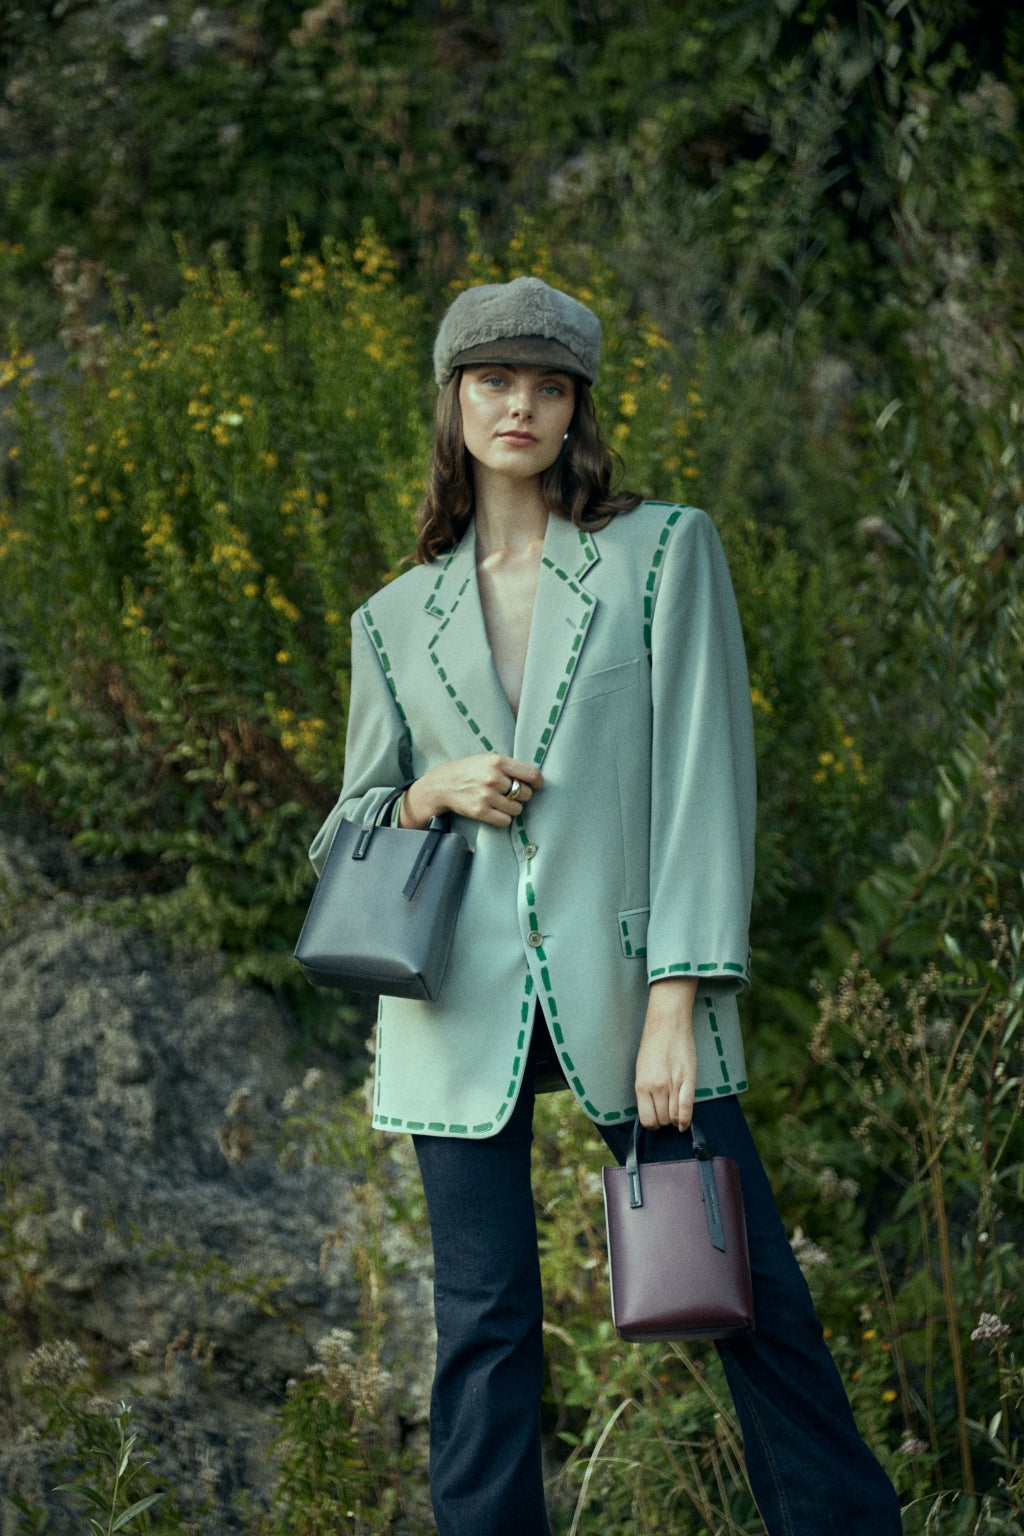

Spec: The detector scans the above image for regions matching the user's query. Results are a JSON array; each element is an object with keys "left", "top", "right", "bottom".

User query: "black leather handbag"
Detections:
[
  {"left": 294, "top": 787, "right": 472, "bottom": 1000},
  {"left": 602, "top": 1114, "right": 754, "bottom": 1343}
]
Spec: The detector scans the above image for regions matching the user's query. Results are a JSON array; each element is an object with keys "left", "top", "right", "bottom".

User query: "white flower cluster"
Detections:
[
  {"left": 970, "top": 1312, "right": 1011, "bottom": 1349},
  {"left": 23, "top": 1339, "right": 88, "bottom": 1389},
  {"left": 789, "top": 1227, "right": 830, "bottom": 1271}
]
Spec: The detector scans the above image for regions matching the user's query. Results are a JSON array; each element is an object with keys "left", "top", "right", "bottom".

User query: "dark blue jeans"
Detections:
[{"left": 413, "top": 1045, "right": 902, "bottom": 1536}]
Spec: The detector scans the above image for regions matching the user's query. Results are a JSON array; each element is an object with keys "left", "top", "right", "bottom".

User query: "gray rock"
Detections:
[{"left": 0, "top": 819, "right": 434, "bottom": 1532}]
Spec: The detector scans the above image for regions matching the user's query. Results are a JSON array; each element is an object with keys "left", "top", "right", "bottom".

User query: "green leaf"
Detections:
[
  {"left": 54, "top": 1483, "right": 109, "bottom": 1510},
  {"left": 111, "top": 1493, "right": 164, "bottom": 1531}
]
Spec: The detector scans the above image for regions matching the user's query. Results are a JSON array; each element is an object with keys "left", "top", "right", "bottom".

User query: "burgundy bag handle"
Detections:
[{"left": 625, "top": 1114, "right": 727, "bottom": 1253}]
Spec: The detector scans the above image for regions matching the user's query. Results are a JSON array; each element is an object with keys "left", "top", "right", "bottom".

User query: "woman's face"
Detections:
[{"left": 458, "top": 364, "right": 576, "bottom": 483}]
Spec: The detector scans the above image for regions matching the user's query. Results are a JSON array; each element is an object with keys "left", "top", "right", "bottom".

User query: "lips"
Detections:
[{"left": 499, "top": 431, "right": 538, "bottom": 444}]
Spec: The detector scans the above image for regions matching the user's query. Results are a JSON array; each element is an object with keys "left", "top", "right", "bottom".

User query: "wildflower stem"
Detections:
[{"left": 926, "top": 1147, "right": 974, "bottom": 1492}]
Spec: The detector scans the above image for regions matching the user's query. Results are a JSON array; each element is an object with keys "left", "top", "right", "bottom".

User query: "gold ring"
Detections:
[{"left": 508, "top": 778, "right": 523, "bottom": 801}]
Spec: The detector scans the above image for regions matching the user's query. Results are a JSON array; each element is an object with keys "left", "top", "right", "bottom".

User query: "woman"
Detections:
[{"left": 310, "top": 276, "right": 902, "bottom": 1536}]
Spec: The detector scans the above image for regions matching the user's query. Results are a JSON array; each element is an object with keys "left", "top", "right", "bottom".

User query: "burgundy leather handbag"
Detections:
[{"left": 602, "top": 1114, "right": 754, "bottom": 1343}]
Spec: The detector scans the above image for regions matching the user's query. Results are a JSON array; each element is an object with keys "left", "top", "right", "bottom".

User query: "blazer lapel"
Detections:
[
  {"left": 426, "top": 522, "right": 516, "bottom": 756},
  {"left": 514, "top": 517, "right": 601, "bottom": 769}
]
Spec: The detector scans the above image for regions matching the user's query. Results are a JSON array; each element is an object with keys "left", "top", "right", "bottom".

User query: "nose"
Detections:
[{"left": 508, "top": 382, "right": 534, "bottom": 418}]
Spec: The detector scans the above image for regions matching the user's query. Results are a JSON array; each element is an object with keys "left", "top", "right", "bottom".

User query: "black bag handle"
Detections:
[
  {"left": 625, "top": 1113, "right": 727, "bottom": 1252},
  {"left": 349, "top": 781, "right": 454, "bottom": 901}
]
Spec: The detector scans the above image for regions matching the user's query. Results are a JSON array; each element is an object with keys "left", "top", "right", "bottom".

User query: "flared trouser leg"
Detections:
[
  {"left": 413, "top": 1077, "right": 551, "bottom": 1536},
  {"left": 414, "top": 1075, "right": 902, "bottom": 1536},
  {"left": 599, "top": 1096, "right": 903, "bottom": 1535}
]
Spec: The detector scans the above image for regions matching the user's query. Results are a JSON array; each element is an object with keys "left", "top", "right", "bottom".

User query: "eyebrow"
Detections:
[{"left": 470, "top": 363, "right": 572, "bottom": 379}]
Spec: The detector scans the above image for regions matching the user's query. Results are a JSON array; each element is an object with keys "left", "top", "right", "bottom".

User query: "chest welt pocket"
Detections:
[
  {"left": 618, "top": 906, "right": 649, "bottom": 958},
  {"left": 565, "top": 658, "right": 640, "bottom": 707}
]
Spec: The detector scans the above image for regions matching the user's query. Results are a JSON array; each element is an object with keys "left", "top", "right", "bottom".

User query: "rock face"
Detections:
[{"left": 0, "top": 817, "right": 434, "bottom": 1533}]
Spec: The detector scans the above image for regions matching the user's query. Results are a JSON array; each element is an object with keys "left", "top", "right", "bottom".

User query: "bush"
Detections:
[
  {"left": 1, "top": 227, "right": 864, "bottom": 1019},
  {"left": 1, "top": 231, "right": 429, "bottom": 1027}
]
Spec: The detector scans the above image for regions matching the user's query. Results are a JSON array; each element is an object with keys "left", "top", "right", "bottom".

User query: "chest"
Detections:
[{"left": 476, "top": 553, "right": 542, "bottom": 718}]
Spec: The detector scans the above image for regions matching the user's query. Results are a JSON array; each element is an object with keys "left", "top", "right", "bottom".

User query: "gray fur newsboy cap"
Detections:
[{"left": 433, "top": 275, "right": 601, "bottom": 386}]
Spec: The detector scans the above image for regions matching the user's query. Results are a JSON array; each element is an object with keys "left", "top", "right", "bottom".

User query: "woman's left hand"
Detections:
[{"left": 634, "top": 977, "right": 699, "bottom": 1132}]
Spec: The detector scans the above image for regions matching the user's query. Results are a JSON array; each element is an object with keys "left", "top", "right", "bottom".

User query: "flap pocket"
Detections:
[
  {"left": 567, "top": 658, "right": 639, "bottom": 706},
  {"left": 618, "top": 906, "right": 649, "bottom": 959}
]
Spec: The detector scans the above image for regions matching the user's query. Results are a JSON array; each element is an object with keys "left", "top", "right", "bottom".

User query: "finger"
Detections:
[
  {"left": 640, "top": 1087, "right": 671, "bottom": 1129},
  {"left": 502, "top": 782, "right": 533, "bottom": 806},
  {"left": 636, "top": 1092, "right": 659, "bottom": 1130},
  {"left": 671, "top": 1086, "right": 695, "bottom": 1133},
  {"left": 497, "top": 757, "right": 544, "bottom": 789}
]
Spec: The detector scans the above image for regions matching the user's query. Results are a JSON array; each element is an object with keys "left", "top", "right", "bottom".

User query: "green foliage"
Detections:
[
  {"left": 1, "top": 2, "right": 1023, "bottom": 1525},
  {"left": 55, "top": 1401, "right": 165, "bottom": 1535},
  {"left": 2, "top": 226, "right": 868, "bottom": 1026},
  {"left": 265, "top": 1084, "right": 432, "bottom": 1535},
  {"left": 2, "top": 0, "right": 1021, "bottom": 354},
  {"left": 1, "top": 231, "right": 429, "bottom": 1019}
]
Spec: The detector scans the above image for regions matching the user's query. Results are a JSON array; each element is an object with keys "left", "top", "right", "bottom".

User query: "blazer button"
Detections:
[
  {"left": 522, "top": 842, "right": 538, "bottom": 859},
  {"left": 527, "top": 931, "right": 543, "bottom": 948}
]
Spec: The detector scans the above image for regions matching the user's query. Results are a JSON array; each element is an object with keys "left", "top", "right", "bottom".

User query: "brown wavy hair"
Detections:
[{"left": 415, "top": 371, "right": 643, "bottom": 564}]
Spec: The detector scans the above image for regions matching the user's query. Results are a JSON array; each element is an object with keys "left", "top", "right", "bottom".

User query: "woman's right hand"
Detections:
[{"left": 399, "top": 753, "right": 543, "bottom": 829}]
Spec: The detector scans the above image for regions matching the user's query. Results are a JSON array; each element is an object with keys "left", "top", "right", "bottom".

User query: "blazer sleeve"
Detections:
[
  {"left": 308, "top": 606, "right": 413, "bottom": 875},
  {"left": 645, "top": 508, "right": 756, "bottom": 992}
]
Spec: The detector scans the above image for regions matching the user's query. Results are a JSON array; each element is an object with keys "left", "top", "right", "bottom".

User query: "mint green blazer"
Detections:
[{"left": 310, "top": 502, "right": 756, "bottom": 1138}]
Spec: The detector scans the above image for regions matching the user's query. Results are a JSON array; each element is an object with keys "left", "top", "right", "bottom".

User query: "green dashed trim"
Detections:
[
  {"left": 576, "top": 527, "right": 599, "bottom": 569},
  {"left": 517, "top": 822, "right": 641, "bottom": 1124},
  {"left": 704, "top": 993, "right": 735, "bottom": 1090},
  {"left": 427, "top": 580, "right": 496, "bottom": 752},
  {"left": 642, "top": 504, "right": 686, "bottom": 658},
  {"left": 518, "top": 822, "right": 561, "bottom": 1020},
  {"left": 648, "top": 960, "right": 749, "bottom": 985},
  {"left": 424, "top": 549, "right": 456, "bottom": 616},
  {"left": 372, "top": 1102, "right": 646, "bottom": 1133},
  {"left": 372, "top": 977, "right": 528, "bottom": 1137},
  {"left": 619, "top": 911, "right": 648, "bottom": 958},
  {"left": 362, "top": 602, "right": 411, "bottom": 734},
  {"left": 520, "top": 969, "right": 535, "bottom": 1029},
  {"left": 532, "top": 556, "right": 594, "bottom": 766}
]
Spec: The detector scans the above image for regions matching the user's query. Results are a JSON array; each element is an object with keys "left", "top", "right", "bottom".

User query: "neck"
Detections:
[{"left": 472, "top": 466, "right": 550, "bottom": 560}]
